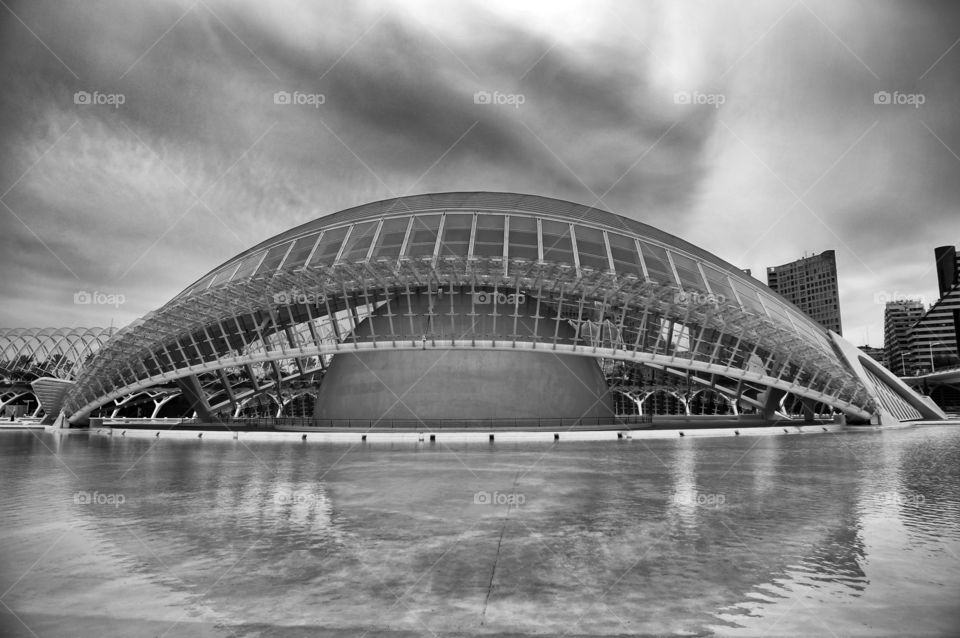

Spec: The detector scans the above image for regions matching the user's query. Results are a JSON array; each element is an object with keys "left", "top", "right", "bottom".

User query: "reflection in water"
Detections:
[
  {"left": 897, "top": 434, "right": 960, "bottom": 543},
  {"left": 1, "top": 426, "right": 959, "bottom": 636}
]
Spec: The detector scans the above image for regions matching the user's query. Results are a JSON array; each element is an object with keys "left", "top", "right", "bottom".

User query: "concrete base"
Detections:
[
  {"left": 315, "top": 290, "right": 615, "bottom": 421},
  {"left": 89, "top": 422, "right": 849, "bottom": 443},
  {"left": 316, "top": 349, "right": 614, "bottom": 420}
]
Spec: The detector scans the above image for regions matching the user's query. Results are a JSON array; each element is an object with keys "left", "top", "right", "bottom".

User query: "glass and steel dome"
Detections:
[{"left": 62, "top": 192, "right": 942, "bottom": 424}]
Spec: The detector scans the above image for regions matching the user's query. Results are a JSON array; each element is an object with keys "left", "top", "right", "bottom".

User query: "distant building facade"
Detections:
[
  {"left": 884, "top": 299, "right": 925, "bottom": 376},
  {"left": 908, "top": 246, "right": 960, "bottom": 374},
  {"left": 934, "top": 245, "right": 959, "bottom": 298},
  {"left": 858, "top": 345, "right": 883, "bottom": 362},
  {"left": 767, "top": 250, "right": 842, "bottom": 335}
]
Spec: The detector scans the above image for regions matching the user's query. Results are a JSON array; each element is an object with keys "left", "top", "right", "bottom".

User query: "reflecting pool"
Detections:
[{"left": 1, "top": 424, "right": 959, "bottom": 636}]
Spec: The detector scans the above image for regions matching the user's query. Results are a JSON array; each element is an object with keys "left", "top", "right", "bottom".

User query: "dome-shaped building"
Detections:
[{"left": 60, "top": 192, "right": 943, "bottom": 426}]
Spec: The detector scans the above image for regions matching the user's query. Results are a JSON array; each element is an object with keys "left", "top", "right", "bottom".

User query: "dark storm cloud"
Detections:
[{"left": 0, "top": 0, "right": 958, "bottom": 346}]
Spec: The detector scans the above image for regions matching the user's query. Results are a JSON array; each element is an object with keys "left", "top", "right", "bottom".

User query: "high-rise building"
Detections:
[
  {"left": 883, "top": 299, "right": 925, "bottom": 375},
  {"left": 766, "top": 250, "right": 842, "bottom": 335},
  {"left": 909, "top": 246, "right": 960, "bottom": 374},
  {"left": 934, "top": 245, "right": 959, "bottom": 298}
]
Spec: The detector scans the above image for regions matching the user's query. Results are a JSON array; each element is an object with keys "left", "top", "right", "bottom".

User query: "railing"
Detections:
[{"left": 174, "top": 415, "right": 653, "bottom": 431}]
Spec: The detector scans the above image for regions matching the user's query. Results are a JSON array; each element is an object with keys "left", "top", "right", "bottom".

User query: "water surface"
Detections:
[{"left": 1, "top": 425, "right": 958, "bottom": 636}]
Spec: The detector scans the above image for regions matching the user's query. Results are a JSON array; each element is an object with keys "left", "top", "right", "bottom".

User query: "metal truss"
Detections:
[
  {"left": 0, "top": 327, "right": 115, "bottom": 381},
  {"left": 63, "top": 259, "right": 878, "bottom": 422}
]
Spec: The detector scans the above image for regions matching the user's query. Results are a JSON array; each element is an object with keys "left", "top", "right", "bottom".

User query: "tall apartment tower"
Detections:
[
  {"left": 766, "top": 250, "right": 842, "bottom": 335},
  {"left": 883, "top": 299, "right": 925, "bottom": 375},
  {"left": 909, "top": 246, "right": 960, "bottom": 373},
  {"left": 934, "top": 245, "right": 959, "bottom": 297}
]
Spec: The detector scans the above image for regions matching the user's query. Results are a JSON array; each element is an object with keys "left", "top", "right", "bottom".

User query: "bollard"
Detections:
[
  {"left": 362, "top": 434, "right": 367, "bottom": 442},
  {"left": 734, "top": 430, "right": 740, "bottom": 436},
  {"left": 430, "top": 434, "right": 435, "bottom": 442},
  {"left": 617, "top": 432, "right": 623, "bottom": 439},
  {"left": 554, "top": 433, "right": 559, "bottom": 441},
  {"left": 489, "top": 434, "right": 494, "bottom": 442},
  {"left": 155, "top": 432, "right": 160, "bottom": 438},
  {"left": 302, "top": 434, "right": 307, "bottom": 441},
  {"left": 198, "top": 432, "right": 202, "bottom": 439},
  {"left": 679, "top": 431, "right": 684, "bottom": 437}
]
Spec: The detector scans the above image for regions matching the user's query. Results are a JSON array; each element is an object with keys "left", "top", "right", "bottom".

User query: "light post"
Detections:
[{"left": 928, "top": 341, "right": 948, "bottom": 373}]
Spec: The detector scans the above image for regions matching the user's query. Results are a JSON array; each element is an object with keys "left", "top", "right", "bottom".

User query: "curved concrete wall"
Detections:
[{"left": 315, "top": 290, "right": 615, "bottom": 421}]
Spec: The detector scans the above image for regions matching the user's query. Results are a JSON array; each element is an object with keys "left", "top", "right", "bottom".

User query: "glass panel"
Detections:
[
  {"left": 702, "top": 266, "right": 738, "bottom": 307},
  {"left": 732, "top": 280, "right": 768, "bottom": 317},
  {"left": 507, "top": 215, "right": 538, "bottom": 260},
  {"left": 541, "top": 220, "right": 574, "bottom": 264},
  {"left": 230, "top": 252, "right": 267, "bottom": 282},
  {"left": 281, "top": 234, "right": 320, "bottom": 270},
  {"left": 439, "top": 214, "right": 472, "bottom": 258},
  {"left": 186, "top": 273, "right": 217, "bottom": 295},
  {"left": 764, "top": 299, "right": 795, "bottom": 332},
  {"left": 339, "top": 221, "right": 378, "bottom": 262},
  {"left": 607, "top": 233, "right": 642, "bottom": 276},
  {"left": 308, "top": 227, "right": 349, "bottom": 267},
  {"left": 670, "top": 252, "right": 707, "bottom": 292},
  {"left": 253, "top": 241, "right": 293, "bottom": 277},
  {"left": 473, "top": 214, "right": 504, "bottom": 258},
  {"left": 371, "top": 218, "right": 410, "bottom": 260},
  {"left": 638, "top": 242, "right": 676, "bottom": 285},
  {"left": 404, "top": 214, "right": 442, "bottom": 258},
  {"left": 791, "top": 312, "right": 832, "bottom": 353},
  {"left": 575, "top": 225, "right": 609, "bottom": 271},
  {"left": 208, "top": 266, "right": 237, "bottom": 288}
]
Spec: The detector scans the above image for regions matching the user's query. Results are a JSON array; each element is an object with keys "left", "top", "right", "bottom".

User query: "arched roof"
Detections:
[
  {"left": 61, "top": 192, "right": 942, "bottom": 424},
  {"left": 172, "top": 192, "right": 833, "bottom": 353},
  {"left": 0, "top": 327, "right": 115, "bottom": 381},
  {"left": 184, "top": 192, "right": 746, "bottom": 285}
]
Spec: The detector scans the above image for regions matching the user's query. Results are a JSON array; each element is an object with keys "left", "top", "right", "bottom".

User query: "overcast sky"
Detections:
[{"left": 1, "top": 0, "right": 958, "bottom": 347}]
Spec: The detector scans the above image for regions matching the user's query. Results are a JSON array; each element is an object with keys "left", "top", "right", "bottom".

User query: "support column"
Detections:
[
  {"left": 759, "top": 387, "right": 787, "bottom": 421},
  {"left": 175, "top": 374, "right": 215, "bottom": 420},
  {"left": 799, "top": 397, "right": 817, "bottom": 424}
]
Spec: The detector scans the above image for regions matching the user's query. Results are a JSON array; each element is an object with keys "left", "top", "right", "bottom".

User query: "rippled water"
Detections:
[{"left": 1, "top": 425, "right": 959, "bottom": 637}]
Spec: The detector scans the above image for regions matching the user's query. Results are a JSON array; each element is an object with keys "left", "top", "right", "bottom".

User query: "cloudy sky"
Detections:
[{"left": 1, "top": 0, "right": 958, "bottom": 347}]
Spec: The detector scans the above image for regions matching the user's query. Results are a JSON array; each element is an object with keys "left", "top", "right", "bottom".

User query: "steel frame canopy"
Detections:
[
  {"left": 0, "top": 327, "right": 115, "bottom": 381},
  {"left": 62, "top": 193, "right": 941, "bottom": 424}
]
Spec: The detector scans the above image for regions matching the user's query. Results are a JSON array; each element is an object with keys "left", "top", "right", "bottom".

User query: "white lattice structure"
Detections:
[{"left": 59, "top": 193, "right": 944, "bottom": 425}]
